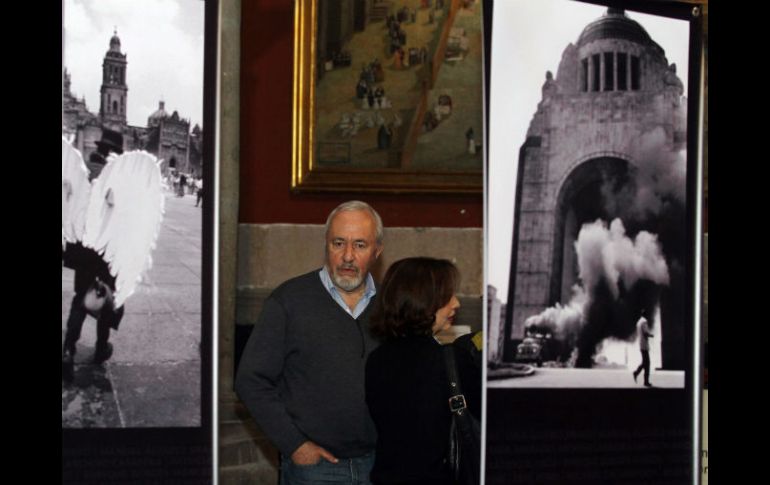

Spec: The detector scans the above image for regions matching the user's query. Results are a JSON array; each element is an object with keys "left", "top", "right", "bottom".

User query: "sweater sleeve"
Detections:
[{"left": 234, "top": 295, "right": 308, "bottom": 457}]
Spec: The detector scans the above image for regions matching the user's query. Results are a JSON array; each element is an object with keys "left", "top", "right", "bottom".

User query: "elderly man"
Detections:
[{"left": 236, "top": 200, "right": 384, "bottom": 484}]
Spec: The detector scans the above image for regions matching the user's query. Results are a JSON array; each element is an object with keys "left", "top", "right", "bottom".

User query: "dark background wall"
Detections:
[{"left": 239, "top": 0, "right": 483, "bottom": 228}]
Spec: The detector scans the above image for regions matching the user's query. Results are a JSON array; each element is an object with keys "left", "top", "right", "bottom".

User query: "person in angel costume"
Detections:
[{"left": 61, "top": 129, "right": 164, "bottom": 383}]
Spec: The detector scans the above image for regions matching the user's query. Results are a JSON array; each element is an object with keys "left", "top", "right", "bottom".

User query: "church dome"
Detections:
[
  {"left": 150, "top": 101, "right": 168, "bottom": 119},
  {"left": 147, "top": 101, "right": 169, "bottom": 126}
]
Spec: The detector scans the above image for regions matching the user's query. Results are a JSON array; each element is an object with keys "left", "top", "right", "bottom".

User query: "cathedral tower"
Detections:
[{"left": 99, "top": 30, "right": 128, "bottom": 130}]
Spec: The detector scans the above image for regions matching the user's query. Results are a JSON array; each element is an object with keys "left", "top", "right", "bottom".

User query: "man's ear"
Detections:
[{"left": 375, "top": 245, "right": 384, "bottom": 259}]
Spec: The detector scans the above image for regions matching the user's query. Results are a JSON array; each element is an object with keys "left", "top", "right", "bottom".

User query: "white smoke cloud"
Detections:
[
  {"left": 576, "top": 218, "right": 669, "bottom": 298},
  {"left": 629, "top": 127, "right": 687, "bottom": 217},
  {"left": 522, "top": 218, "right": 669, "bottom": 363},
  {"left": 524, "top": 284, "right": 586, "bottom": 339},
  {"left": 599, "top": 127, "right": 686, "bottom": 220}
]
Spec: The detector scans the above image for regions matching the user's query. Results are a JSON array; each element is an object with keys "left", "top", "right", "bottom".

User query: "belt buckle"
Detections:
[{"left": 448, "top": 394, "right": 467, "bottom": 414}]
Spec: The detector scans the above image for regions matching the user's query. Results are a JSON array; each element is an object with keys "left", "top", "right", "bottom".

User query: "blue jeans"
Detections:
[{"left": 280, "top": 452, "right": 374, "bottom": 485}]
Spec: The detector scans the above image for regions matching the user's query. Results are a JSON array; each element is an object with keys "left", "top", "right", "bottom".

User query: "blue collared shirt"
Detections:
[{"left": 319, "top": 267, "right": 376, "bottom": 319}]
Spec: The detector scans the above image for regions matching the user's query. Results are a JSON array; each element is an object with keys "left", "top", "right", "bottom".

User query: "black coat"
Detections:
[
  {"left": 365, "top": 335, "right": 481, "bottom": 484},
  {"left": 62, "top": 242, "right": 124, "bottom": 329}
]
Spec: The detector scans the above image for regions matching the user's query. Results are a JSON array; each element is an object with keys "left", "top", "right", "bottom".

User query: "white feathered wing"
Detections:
[
  {"left": 61, "top": 138, "right": 91, "bottom": 246},
  {"left": 82, "top": 151, "right": 165, "bottom": 308}
]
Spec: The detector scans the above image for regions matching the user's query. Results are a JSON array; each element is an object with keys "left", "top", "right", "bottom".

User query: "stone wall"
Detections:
[{"left": 237, "top": 224, "right": 482, "bottom": 294}]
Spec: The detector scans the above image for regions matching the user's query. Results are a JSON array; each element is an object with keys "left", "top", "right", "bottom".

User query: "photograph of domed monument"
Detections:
[
  {"left": 486, "top": 0, "right": 702, "bottom": 390},
  {"left": 483, "top": 1, "right": 705, "bottom": 483}
]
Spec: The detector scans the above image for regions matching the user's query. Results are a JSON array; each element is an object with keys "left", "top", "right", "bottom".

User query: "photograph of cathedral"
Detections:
[
  {"left": 487, "top": 1, "right": 695, "bottom": 388},
  {"left": 62, "top": 0, "right": 207, "bottom": 428}
]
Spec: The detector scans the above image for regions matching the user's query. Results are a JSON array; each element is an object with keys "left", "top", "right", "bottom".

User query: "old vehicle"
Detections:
[{"left": 515, "top": 337, "right": 544, "bottom": 367}]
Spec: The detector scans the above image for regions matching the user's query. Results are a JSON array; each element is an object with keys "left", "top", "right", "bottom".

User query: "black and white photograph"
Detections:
[
  {"left": 483, "top": 1, "right": 703, "bottom": 482},
  {"left": 62, "top": 0, "right": 207, "bottom": 428},
  {"left": 486, "top": 0, "right": 693, "bottom": 389}
]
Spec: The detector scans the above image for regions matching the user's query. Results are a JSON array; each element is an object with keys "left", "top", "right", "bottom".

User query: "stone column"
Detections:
[{"left": 218, "top": 0, "right": 240, "bottom": 407}]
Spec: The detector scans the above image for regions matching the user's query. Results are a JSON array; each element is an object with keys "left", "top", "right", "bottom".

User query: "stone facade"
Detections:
[
  {"left": 62, "top": 32, "right": 202, "bottom": 177},
  {"left": 505, "top": 9, "right": 687, "bottom": 366},
  {"left": 487, "top": 285, "right": 503, "bottom": 363}
]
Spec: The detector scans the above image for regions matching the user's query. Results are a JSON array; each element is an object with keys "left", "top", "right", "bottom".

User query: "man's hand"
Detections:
[{"left": 291, "top": 441, "right": 339, "bottom": 465}]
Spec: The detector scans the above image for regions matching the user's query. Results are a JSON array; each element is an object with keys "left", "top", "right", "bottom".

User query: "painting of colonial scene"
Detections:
[{"left": 314, "top": 0, "right": 484, "bottom": 171}]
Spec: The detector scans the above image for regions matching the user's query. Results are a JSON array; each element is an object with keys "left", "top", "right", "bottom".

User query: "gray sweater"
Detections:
[{"left": 234, "top": 270, "right": 380, "bottom": 458}]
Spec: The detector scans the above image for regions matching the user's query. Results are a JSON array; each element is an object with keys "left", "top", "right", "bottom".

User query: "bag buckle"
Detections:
[{"left": 448, "top": 394, "right": 467, "bottom": 414}]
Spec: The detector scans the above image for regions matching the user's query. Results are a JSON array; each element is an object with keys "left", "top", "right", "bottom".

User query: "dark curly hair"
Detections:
[{"left": 369, "top": 257, "right": 460, "bottom": 340}]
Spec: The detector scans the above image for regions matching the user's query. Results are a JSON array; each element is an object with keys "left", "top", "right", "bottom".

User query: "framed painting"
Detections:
[{"left": 292, "top": 0, "right": 485, "bottom": 194}]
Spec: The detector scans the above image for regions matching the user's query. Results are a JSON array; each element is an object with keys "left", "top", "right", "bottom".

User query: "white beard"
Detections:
[{"left": 332, "top": 269, "right": 364, "bottom": 292}]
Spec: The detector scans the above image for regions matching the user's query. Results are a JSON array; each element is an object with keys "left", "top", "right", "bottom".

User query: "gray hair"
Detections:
[{"left": 325, "top": 200, "right": 384, "bottom": 244}]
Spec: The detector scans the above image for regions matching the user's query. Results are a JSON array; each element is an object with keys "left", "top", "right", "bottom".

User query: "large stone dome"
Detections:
[{"left": 577, "top": 8, "right": 661, "bottom": 55}]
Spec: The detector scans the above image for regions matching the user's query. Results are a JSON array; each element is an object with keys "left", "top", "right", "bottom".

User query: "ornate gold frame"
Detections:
[{"left": 291, "top": 0, "right": 483, "bottom": 194}]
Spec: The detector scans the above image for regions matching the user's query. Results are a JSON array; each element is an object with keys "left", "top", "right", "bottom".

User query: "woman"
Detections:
[{"left": 366, "top": 257, "right": 481, "bottom": 485}]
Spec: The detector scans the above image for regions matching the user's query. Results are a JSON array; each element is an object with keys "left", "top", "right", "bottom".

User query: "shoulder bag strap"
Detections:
[{"left": 443, "top": 344, "right": 468, "bottom": 415}]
